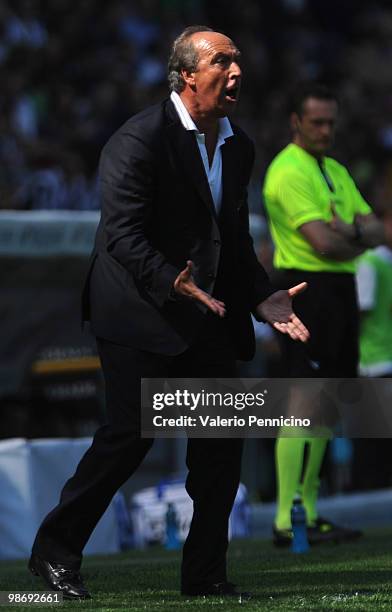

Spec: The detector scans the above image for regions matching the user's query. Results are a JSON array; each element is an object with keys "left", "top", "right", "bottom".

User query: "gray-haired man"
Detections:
[{"left": 29, "top": 26, "right": 308, "bottom": 600}]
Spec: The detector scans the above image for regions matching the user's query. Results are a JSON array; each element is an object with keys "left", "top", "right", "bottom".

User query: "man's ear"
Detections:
[
  {"left": 290, "top": 112, "right": 300, "bottom": 132},
  {"left": 181, "top": 68, "right": 196, "bottom": 89}
]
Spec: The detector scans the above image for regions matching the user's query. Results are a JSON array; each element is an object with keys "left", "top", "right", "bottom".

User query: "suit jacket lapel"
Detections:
[
  {"left": 220, "top": 136, "right": 239, "bottom": 216},
  {"left": 165, "top": 105, "right": 218, "bottom": 223}
]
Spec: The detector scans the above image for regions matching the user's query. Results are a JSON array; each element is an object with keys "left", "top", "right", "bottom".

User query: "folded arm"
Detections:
[
  {"left": 300, "top": 210, "right": 385, "bottom": 261},
  {"left": 299, "top": 219, "right": 366, "bottom": 260}
]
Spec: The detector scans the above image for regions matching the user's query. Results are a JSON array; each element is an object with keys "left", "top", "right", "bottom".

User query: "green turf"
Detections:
[{"left": 0, "top": 529, "right": 391, "bottom": 611}]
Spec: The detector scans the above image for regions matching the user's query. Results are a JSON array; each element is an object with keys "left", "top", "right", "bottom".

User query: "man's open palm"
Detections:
[{"left": 257, "top": 283, "right": 310, "bottom": 342}]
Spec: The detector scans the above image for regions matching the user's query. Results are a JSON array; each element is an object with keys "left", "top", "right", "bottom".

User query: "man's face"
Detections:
[
  {"left": 292, "top": 97, "right": 338, "bottom": 156},
  {"left": 185, "top": 32, "right": 242, "bottom": 118}
]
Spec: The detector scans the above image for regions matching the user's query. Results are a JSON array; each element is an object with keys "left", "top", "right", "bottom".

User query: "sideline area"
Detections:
[
  {"left": 0, "top": 531, "right": 391, "bottom": 611},
  {"left": 251, "top": 488, "right": 392, "bottom": 537}
]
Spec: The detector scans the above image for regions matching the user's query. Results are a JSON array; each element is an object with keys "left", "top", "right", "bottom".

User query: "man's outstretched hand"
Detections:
[
  {"left": 173, "top": 263, "right": 309, "bottom": 336},
  {"left": 173, "top": 260, "right": 226, "bottom": 318},
  {"left": 256, "top": 283, "right": 310, "bottom": 342}
]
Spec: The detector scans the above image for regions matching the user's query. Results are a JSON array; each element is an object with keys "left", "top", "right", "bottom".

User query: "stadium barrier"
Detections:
[{"left": 0, "top": 437, "right": 119, "bottom": 559}]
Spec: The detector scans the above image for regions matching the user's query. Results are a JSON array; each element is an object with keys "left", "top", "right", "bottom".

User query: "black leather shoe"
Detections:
[
  {"left": 182, "top": 581, "right": 251, "bottom": 600},
  {"left": 28, "top": 554, "right": 91, "bottom": 600},
  {"left": 307, "top": 517, "right": 363, "bottom": 545}
]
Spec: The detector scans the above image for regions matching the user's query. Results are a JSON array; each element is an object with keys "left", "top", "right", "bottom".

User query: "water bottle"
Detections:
[
  {"left": 291, "top": 498, "right": 309, "bottom": 553},
  {"left": 165, "top": 502, "right": 181, "bottom": 550}
]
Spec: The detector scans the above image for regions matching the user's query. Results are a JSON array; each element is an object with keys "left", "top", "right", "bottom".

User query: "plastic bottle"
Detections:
[
  {"left": 291, "top": 498, "right": 309, "bottom": 553},
  {"left": 165, "top": 502, "right": 181, "bottom": 550}
]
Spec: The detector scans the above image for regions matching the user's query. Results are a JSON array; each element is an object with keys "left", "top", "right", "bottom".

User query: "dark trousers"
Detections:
[
  {"left": 273, "top": 270, "right": 359, "bottom": 377},
  {"left": 32, "top": 316, "right": 243, "bottom": 591},
  {"left": 272, "top": 270, "right": 359, "bottom": 428}
]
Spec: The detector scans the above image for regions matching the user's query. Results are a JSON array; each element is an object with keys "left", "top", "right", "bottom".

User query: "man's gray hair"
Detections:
[{"left": 168, "top": 25, "right": 213, "bottom": 93}]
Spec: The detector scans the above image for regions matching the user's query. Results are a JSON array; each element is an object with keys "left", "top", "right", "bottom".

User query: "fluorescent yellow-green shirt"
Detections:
[{"left": 263, "top": 143, "right": 372, "bottom": 272}]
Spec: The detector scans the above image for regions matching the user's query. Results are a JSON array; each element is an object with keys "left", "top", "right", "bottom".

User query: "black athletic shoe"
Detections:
[
  {"left": 272, "top": 526, "right": 293, "bottom": 547},
  {"left": 307, "top": 517, "right": 363, "bottom": 545},
  {"left": 273, "top": 518, "right": 362, "bottom": 547}
]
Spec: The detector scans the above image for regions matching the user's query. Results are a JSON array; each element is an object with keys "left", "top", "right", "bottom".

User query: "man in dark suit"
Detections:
[{"left": 28, "top": 26, "right": 309, "bottom": 600}]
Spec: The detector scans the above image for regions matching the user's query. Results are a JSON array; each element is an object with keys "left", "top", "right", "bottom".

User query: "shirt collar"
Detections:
[
  {"left": 170, "top": 91, "right": 234, "bottom": 144},
  {"left": 290, "top": 142, "right": 327, "bottom": 167}
]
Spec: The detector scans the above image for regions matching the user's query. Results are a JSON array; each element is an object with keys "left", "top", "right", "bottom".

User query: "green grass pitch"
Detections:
[{"left": 0, "top": 529, "right": 391, "bottom": 611}]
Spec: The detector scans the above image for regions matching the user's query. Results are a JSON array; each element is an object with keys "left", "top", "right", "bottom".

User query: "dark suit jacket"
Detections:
[{"left": 82, "top": 98, "right": 275, "bottom": 360}]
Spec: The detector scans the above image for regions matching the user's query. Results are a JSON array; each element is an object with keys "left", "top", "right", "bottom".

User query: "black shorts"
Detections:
[{"left": 272, "top": 269, "right": 359, "bottom": 378}]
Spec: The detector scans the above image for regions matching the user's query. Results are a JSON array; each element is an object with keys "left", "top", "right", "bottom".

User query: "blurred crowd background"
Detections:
[
  {"left": 1, "top": 0, "right": 392, "bottom": 503},
  {"left": 1, "top": 0, "right": 392, "bottom": 216}
]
